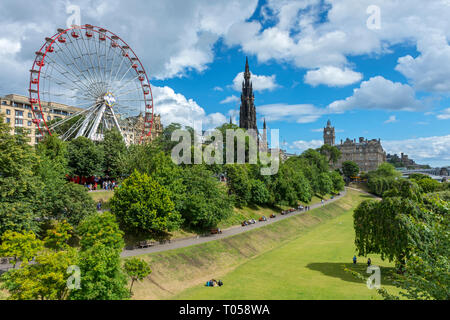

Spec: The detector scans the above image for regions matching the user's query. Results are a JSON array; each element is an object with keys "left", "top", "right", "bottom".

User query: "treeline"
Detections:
[
  {"left": 366, "top": 163, "right": 449, "bottom": 197},
  {"left": 0, "top": 117, "right": 345, "bottom": 240}
]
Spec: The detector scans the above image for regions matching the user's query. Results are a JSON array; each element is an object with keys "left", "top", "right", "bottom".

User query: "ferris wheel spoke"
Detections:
[
  {"left": 111, "top": 75, "right": 142, "bottom": 96},
  {"left": 40, "top": 73, "right": 96, "bottom": 101},
  {"left": 48, "top": 103, "right": 97, "bottom": 130},
  {"left": 52, "top": 39, "right": 99, "bottom": 93},
  {"left": 65, "top": 35, "right": 103, "bottom": 93},
  {"left": 111, "top": 48, "right": 132, "bottom": 86},
  {"left": 79, "top": 34, "right": 104, "bottom": 91},
  {"left": 40, "top": 90, "right": 93, "bottom": 102},
  {"left": 43, "top": 54, "right": 93, "bottom": 94},
  {"left": 94, "top": 36, "right": 107, "bottom": 86},
  {"left": 107, "top": 42, "right": 121, "bottom": 91}
]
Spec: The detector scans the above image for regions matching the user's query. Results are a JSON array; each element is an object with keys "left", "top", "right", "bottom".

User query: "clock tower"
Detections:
[{"left": 323, "top": 120, "right": 335, "bottom": 146}]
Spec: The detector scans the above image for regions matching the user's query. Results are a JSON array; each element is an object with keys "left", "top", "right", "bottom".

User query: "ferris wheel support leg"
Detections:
[
  {"left": 87, "top": 104, "right": 107, "bottom": 141},
  {"left": 109, "top": 107, "right": 128, "bottom": 146},
  {"left": 75, "top": 105, "right": 99, "bottom": 139}
]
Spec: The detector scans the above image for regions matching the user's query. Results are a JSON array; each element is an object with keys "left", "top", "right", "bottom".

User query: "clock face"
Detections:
[{"left": 326, "top": 131, "right": 330, "bottom": 135}]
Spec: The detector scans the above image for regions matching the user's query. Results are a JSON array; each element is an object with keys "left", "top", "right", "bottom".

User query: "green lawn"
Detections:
[
  {"left": 89, "top": 190, "right": 114, "bottom": 210},
  {"left": 173, "top": 193, "right": 397, "bottom": 300}
]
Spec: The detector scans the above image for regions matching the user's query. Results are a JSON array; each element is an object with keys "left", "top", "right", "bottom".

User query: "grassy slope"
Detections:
[{"left": 130, "top": 189, "right": 396, "bottom": 300}]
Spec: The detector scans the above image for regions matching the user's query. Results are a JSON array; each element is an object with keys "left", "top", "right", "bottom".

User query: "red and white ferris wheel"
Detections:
[{"left": 29, "top": 24, "right": 154, "bottom": 144}]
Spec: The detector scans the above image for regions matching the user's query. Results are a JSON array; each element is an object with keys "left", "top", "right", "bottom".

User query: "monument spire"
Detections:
[{"left": 239, "top": 57, "right": 257, "bottom": 132}]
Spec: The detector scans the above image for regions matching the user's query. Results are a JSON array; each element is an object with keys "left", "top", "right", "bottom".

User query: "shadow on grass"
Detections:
[{"left": 306, "top": 262, "right": 396, "bottom": 285}]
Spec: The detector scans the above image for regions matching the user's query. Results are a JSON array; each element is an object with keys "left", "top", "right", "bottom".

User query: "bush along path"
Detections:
[{"left": 121, "top": 189, "right": 347, "bottom": 258}]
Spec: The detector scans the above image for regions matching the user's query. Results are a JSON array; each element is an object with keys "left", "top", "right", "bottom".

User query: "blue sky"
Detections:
[{"left": 0, "top": 0, "right": 449, "bottom": 166}]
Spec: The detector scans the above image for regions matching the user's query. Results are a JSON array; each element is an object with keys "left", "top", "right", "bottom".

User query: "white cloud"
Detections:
[
  {"left": 152, "top": 86, "right": 226, "bottom": 129},
  {"left": 257, "top": 103, "right": 325, "bottom": 124},
  {"left": 213, "top": 86, "right": 223, "bottom": 91},
  {"left": 384, "top": 115, "right": 397, "bottom": 124},
  {"left": 220, "top": 95, "right": 239, "bottom": 104},
  {"left": 437, "top": 108, "right": 450, "bottom": 120},
  {"left": 328, "top": 76, "right": 423, "bottom": 113},
  {"left": 396, "top": 34, "right": 450, "bottom": 92},
  {"left": 232, "top": 72, "right": 279, "bottom": 92},
  {"left": 223, "top": 0, "right": 450, "bottom": 94},
  {"left": 383, "top": 135, "right": 450, "bottom": 167},
  {"left": 304, "top": 66, "right": 363, "bottom": 87},
  {"left": 290, "top": 139, "right": 323, "bottom": 153}
]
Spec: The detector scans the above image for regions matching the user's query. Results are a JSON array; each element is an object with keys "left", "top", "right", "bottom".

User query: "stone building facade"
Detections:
[
  {"left": 323, "top": 120, "right": 386, "bottom": 172},
  {"left": 120, "top": 113, "right": 163, "bottom": 145}
]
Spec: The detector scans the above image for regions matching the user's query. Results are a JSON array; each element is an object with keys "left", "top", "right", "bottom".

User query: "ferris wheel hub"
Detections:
[{"left": 103, "top": 92, "right": 116, "bottom": 108}]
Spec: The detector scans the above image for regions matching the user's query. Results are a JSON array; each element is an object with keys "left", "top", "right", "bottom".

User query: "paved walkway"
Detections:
[{"left": 120, "top": 189, "right": 347, "bottom": 257}]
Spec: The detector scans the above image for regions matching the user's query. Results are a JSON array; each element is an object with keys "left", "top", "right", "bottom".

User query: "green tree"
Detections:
[
  {"left": 110, "top": 170, "right": 182, "bottom": 240},
  {"left": 180, "top": 166, "right": 232, "bottom": 230},
  {"left": 416, "top": 177, "right": 440, "bottom": 193},
  {"left": 77, "top": 211, "right": 125, "bottom": 251},
  {"left": 342, "top": 161, "right": 359, "bottom": 179},
  {"left": 0, "top": 231, "right": 43, "bottom": 268},
  {"left": 330, "top": 170, "right": 345, "bottom": 192},
  {"left": 353, "top": 195, "right": 436, "bottom": 270},
  {"left": 44, "top": 220, "right": 73, "bottom": 251},
  {"left": 250, "top": 179, "right": 270, "bottom": 205},
  {"left": 1, "top": 247, "right": 77, "bottom": 300},
  {"left": 100, "top": 129, "right": 127, "bottom": 178},
  {"left": 67, "top": 137, "right": 104, "bottom": 177},
  {"left": 225, "top": 164, "right": 252, "bottom": 207},
  {"left": 317, "top": 172, "right": 333, "bottom": 197},
  {"left": 123, "top": 257, "right": 152, "bottom": 296},
  {"left": 318, "top": 144, "right": 342, "bottom": 164},
  {"left": 69, "top": 244, "right": 129, "bottom": 300}
]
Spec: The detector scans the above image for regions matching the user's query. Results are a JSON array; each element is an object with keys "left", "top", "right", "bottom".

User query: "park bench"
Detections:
[
  {"left": 137, "top": 240, "right": 155, "bottom": 249},
  {"left": 210, "top": 228, "right": 222, "bottom": 235}
]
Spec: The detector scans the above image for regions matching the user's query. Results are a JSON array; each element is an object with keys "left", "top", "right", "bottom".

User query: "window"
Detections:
[
  {"left": 6, "top": 109, "right": 11, "bottom": 115},
  {"left": 28, "top": 113, "right": 32, "bottom": 118},
  {"left": 15, "top": 110, "right": 24, "bottom": 117},
  {"left": 15, "top": 119, "right": 23, "bottom": 125},
  {"left": 6, "top": 118, "right": 10, "bottom": 123},
  {"left": 47, "top": 116, "right": 51, "bottom": 121},
  {"left": 1, "top": 101, "right": 7, "bottom": 105},
  {"left": 28, "top": 121, "right": 32, "bottom": 126}
]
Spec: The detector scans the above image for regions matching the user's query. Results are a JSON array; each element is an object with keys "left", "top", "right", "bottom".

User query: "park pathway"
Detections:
[{"left": 120, "top": 189, "right": 348, "bottom": 258}]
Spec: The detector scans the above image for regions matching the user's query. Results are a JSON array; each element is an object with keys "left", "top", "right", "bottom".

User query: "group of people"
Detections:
[
  {"left": 353, "top": 255, "right": 372, "bottom": 266},
  {"left": 205, "top": 279, "right": 223, "bottom": 287},
  {"left": 84, "top": 179, "right": 117, "bottom": 192}
]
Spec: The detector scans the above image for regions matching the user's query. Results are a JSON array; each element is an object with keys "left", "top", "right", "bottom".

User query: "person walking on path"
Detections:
[
  {"left": 353, "top": 255, "right": 357, "bottom": 264},
  {"left": 367, "top": 258, "right": 372, "bottom": 267}
]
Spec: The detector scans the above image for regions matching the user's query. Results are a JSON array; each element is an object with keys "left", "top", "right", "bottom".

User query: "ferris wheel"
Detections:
[{"left": 28, "top": 24, "right": 154, "bottom": 144}]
